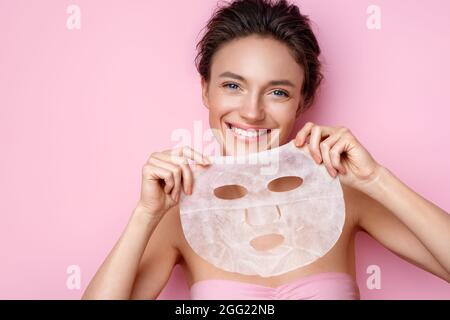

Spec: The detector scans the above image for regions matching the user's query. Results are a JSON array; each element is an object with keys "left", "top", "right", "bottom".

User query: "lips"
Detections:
[{"left": 225, "top": 121, "right": 272, "bottom": 142}]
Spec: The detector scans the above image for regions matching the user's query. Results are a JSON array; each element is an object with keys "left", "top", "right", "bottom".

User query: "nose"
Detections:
[
  {"left": 245, "top": 205, "right": 280, "bottom": 226},
  {"left": 238, "top": 96, "right": 265, "bottom": 122}
]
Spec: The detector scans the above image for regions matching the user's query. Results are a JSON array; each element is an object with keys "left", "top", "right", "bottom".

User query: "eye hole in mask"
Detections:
[
  {"left": 213, "top": 184, "right": 248, "bottom": 200},
  {"left": 267, "top": 175, "right": 303, "bottom": 192}
]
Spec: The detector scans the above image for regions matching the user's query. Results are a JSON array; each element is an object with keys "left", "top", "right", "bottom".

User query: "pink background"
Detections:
[{"left": 0, "top": 0, "right": 449, "bottom": 299}]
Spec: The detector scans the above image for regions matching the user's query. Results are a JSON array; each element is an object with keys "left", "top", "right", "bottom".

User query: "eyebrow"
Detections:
[{"left": 218, "top": 71, "right": 296, "bottom": 88}]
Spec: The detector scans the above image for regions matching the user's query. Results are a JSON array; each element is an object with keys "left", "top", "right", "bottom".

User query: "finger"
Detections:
[
  {"left": 153, "top": 153, "right": 194, "bottom": 195},
  {"left": 329, "top": 139, "right": 348, "bottom": 175},
  {"left": 170, "top": 166, "right": 182, "bottom": 202},
  {"left": 172, "top": 146, "right": 210, "bottom": 165},
  {"left": 319, "top": 135, "right": 340, "bottom": 178},
  {"left": 179, "top": 161, "right": 194, "bottom": 195},
  {"left": 154, "top": 157, "right": 182, "bottom": 201},
  {"left": 295, "top": 122, "right": 315, "bottom": 147},
  {"left": 142, "top": 164, "right": 175, "bottom": 195},
  {"left": 148, "top": 157, "right": 181, "bottom": 201},
  {"left": 308, "top": 125, "right": 333, "bottom": 164}
]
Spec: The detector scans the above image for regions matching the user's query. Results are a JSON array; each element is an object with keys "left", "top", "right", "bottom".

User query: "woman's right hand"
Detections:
[{"left": 136, "top": 146, "right": 211, "bottom": 217}]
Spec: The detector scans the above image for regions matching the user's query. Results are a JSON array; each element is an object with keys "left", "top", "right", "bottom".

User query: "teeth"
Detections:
[{"left": 230, "top": 125, "right": 269, "bottom": 138}]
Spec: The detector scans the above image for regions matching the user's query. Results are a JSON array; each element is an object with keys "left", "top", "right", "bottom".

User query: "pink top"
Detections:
[{"left": 190, "top": 272, "right": 360, "bottom": 300}]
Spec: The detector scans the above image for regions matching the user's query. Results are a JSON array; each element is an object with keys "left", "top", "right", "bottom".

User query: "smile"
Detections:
[{"left": 225, "top": 122, "right": 272, "bottom": 141}]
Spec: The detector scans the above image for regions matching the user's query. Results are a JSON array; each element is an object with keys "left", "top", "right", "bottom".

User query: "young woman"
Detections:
[{"left": 82, "top": 0, "right": 450, "bottom": 300}]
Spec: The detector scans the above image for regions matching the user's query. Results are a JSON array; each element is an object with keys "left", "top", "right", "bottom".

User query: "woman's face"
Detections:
[{"left": 201, "top": 34, "right": 305, "bottom": 156}]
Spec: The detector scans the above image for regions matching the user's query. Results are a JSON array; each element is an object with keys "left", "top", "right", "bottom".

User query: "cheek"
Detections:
[
  {"left": 207, "top": 102, "right": 232, "bottom": 132},
  {"left": 208, "top": 104, "right": 229, "bottom": 127},
  {"left": 208, "top": 93, "right": 240, "bottom": 123},
  {"left": 267, "top": 105, "right": 297, "bottom": 128},
  {"left": 209, "top": 87, "right": 247, "bottom": 111}
]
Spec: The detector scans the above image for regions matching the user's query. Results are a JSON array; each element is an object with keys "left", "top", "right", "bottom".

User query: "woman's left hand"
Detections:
[{"left": 294, "top": 122, "right": 383, "bottom": 192}]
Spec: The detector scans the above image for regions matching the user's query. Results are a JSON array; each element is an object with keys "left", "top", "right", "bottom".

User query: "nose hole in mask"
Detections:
[
  {"left": 213, "top": 184, "right": 248, "bottom": 200},
  {"left": 267, "top": 176, "right": 303, "bottom": 192}
]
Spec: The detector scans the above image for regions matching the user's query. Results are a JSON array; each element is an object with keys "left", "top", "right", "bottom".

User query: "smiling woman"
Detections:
[
  {"left": 81, "top": 0, "right": 450, "bottom": 301},
  {"left": 195, "top": 0, "right": 324, "bottom": 155},
  {"left": 195, "top": 0, "right": 324, "bottom": 113}
]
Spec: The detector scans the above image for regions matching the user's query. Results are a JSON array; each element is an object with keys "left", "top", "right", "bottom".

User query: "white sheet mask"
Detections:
[{"left": 179, "top": 140, "right": 345, "bottom": 277}]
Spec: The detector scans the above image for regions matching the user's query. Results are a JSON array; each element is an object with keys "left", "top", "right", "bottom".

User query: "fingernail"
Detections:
[{"left": 314, "top": 154, "right": 321, "bottom": 163}]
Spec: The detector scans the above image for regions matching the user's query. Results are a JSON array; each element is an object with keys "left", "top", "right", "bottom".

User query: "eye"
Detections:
[
  {"left": 271, "top": 89, "right": 289, "bottom": 98},
  {"left": 267, "top": 176, "right": 303, "bottom": 192},
  {"left": 213, "top": 184, "right": 248, "bottom": 200},
  {"left": 222, "top": 82, "right": 240, "bottom": 91}
]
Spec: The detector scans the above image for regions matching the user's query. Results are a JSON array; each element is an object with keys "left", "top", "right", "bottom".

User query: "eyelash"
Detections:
[{"left": 222, "top": 82, "right": 290, "bottom": 98}]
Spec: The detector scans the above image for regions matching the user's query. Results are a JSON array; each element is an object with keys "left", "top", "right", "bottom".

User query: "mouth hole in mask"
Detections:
[
  {"left": 250, "top": 233, "right": 285, "bottom": 251},
  {"left": 213, "top": 184, "right": 248, "bottom": 200},
  {"left": 267, "top": 176, "right": 303, "bottom": 192}
]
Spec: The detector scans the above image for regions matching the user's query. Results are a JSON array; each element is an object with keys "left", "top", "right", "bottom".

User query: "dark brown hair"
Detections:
[{"left": 195, "top": 0, "right": 324, "bottom": 113}]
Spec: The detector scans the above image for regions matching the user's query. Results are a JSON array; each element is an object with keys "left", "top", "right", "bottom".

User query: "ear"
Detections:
[{"left": 201, "top": 77, "right": 210, "bottom": 110}]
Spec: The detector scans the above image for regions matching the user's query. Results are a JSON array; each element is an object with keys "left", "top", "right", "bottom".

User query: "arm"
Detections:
[
  {"left": 81, "top": 145, "right": 208, "bottom": 299},
  {"left": 356, "top": 166, "right": 450, "bottom": 282},
  {"left": 129, "top": 206, "right": 181, "bottom": 299},
  {"left": 293, "top": 123, "right": 450, "bottom": 282},
  {"left": 81, "top": 205, "right": 179, "bottom": 299}
]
